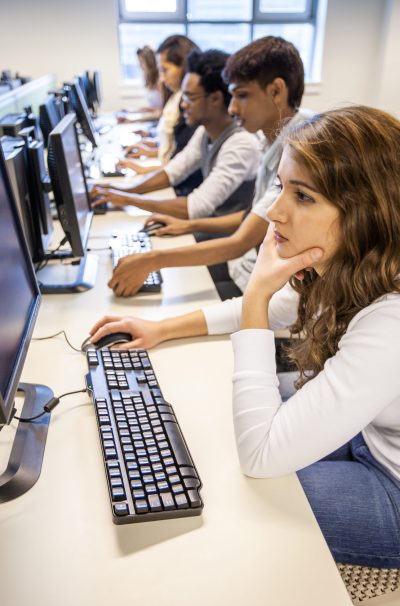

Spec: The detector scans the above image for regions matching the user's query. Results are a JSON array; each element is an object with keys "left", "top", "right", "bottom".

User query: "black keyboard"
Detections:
[
  {"left": 86, "top": 348, "right": 203, "bottom": 524},
  {"left": 110, "top": 231, "right": 162, "bottom": 293}
]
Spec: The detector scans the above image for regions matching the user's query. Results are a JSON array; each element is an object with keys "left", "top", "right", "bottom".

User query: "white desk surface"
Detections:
[{"left": 0, "top": 202, "right": 351, "bottom": 604}]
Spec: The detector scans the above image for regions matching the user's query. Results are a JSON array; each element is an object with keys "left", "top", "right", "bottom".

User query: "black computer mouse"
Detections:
[
  {"left": 81, "top": 332, "right": 132, "bottom": 352},
  {"left": 141, "top": 221, "right": 166, "bottom": 236}
]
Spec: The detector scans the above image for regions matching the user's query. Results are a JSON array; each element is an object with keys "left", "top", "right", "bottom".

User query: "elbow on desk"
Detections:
[{"left": 237, "top": 443, "right": 293, "bottom": 480}]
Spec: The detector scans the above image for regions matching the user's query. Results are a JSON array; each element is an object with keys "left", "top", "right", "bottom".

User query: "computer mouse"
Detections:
[
  {"left": 81, "top": 331, "right": 132, "bottom": 352},
  {"left": 141, "top": 221, "right": 166, "bottom": 236}
]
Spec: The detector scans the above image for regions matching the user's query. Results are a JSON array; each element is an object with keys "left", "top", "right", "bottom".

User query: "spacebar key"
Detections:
[{"left": 163, "top": 421, "right": 193, "bottom": 467}]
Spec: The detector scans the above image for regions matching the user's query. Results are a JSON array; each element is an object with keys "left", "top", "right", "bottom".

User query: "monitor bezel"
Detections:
[{"left": 0, "top": 145, "right": 41, "bottom": 426}]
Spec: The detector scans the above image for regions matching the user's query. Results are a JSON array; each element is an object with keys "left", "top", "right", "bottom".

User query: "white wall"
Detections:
[{"left": 0, "top": 0, "right": 399, "bottom": 116}]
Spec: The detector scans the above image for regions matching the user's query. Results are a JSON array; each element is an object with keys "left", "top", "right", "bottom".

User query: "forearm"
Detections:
[
  {"left": 160, "top": 310, "right": 208, "bottom": 341},
  {"left": 186, "top": 211, "right": 245, "bottom": 235},
  {"left": 146, "top": 234, "right": 252, "bottom": 269},
  {"left": 126, "top": 169, "right": 170, "bottom": 194},
  {"left": 129, "top": 196, "right": 189, "bottom": 218}
]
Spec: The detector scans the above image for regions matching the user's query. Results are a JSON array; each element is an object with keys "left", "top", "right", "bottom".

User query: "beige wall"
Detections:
[{"left": 0, "top": 0, "right": 399, "bottom": 116}]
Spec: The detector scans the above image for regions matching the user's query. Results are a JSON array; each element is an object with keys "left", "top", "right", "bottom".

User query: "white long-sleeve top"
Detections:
[
  {"left": 202, "top": 285, "right": 400, "bottom": 480},
  {"left": 164, "top": 125, "right": 260, "bottom": 219}
]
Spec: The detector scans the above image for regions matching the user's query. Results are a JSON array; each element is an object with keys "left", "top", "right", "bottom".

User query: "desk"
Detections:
[{"left": 0, "top": 211, "right": 351, "bottom": 605}]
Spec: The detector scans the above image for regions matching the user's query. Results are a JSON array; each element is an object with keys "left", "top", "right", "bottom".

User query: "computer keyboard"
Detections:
[
  {"left": 85, "top": 348, "right": 203, "bottom": 524},
  {"left": 110, "top": 231, "right": 162, "bottom": 293}
]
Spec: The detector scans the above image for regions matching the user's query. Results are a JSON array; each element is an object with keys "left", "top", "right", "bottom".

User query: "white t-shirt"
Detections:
[
  {"left": 164, "top": 125, "right": 260, "bottom": 219},
  {"left": 202, "top": 285, "right": 400, "bottom": 481},
  {"left": 228, "top": 109, "right": 314, "bottom": 292}
]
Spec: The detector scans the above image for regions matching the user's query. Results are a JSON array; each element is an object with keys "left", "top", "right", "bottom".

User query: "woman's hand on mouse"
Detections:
[
  {"left": 89, "top": 315, "right": 166, "bottom": 350},
  {"left": 143, "top": 213, "right": 192, "bottom": 236}
]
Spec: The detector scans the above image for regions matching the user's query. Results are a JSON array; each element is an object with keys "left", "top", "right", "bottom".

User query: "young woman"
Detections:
[
  {"left": 90, "top": 106, "right": 400, "bottom": 568},
  {"left": 122, "top": 35, "right": 200, "bottom": 172}
]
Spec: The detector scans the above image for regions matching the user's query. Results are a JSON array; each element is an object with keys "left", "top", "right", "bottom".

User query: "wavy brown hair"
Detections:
[{"left": 284, "top": 106, "right": 400, "bottom": 387}]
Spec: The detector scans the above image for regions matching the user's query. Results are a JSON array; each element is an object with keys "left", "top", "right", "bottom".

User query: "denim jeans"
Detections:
[{"left": 297, "top": 433, "right": 400, "bottom": 568}]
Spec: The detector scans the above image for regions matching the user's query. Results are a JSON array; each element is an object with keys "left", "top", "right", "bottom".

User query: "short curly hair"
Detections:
[{"left": 187, "top": 49, "right": 231, "bottom": 108}]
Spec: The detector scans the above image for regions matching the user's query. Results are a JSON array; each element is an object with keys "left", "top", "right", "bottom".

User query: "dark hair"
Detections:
[
  {"left": 223, "top": 36, "right": 304, "bottom": 109},
  {"left": 187, "top": 49, "right": 231, "bottom": 108},
  {"left": 136, "top": 45, "right": 159, "bottom": 89},
  {"left": 157, "top": 35, "right": 199, "bottom": 70},
  {"left": 284, "top": 106, "right": 400, "bottom": 387}
]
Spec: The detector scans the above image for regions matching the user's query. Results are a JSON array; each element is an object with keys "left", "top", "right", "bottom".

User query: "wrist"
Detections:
[
  {"left": 147, "top": 249, "right": 162, "bottom": 270},
  {"left": 241, "top": 289, "right": 271, "bottom": 330},
  {"left": 160, "top": 317, "right": 180, "bottom": 341}
]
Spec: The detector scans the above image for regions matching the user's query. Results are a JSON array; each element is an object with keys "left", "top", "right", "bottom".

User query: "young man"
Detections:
[
  {"left": 91, "top": 49, "right": 259, "bottom": 221},
  {"left": 101, "top": 36, "right": 312, "bottom": 299}
]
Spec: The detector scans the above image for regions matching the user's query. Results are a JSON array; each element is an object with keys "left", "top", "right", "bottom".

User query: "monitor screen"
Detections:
[
  {"left": 69, "top": 79, "right": 98, "bottom": 147},
  {"left": 0, "top": 145, "right": 40, "bottom": 426},
  {"left": 47, "top": 113, "right": 92, "bottom": 258}
]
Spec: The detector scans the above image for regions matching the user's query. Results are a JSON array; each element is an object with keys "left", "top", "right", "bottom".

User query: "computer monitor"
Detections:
[
  {"left": 43, "top": 113, "right": 98, "bottom": 293},
  {"left": 2, "top": 132, "right": 54, "bottom": 263},
  {"left": 92, "top": 70, "right": 102, "bottom": 108},
  {"left": 0, "top": 143, "right": 53, "bottom": 502},
  {"left": 67, "top": 79, "right": 98, "bottom": 147},
  {"left": 39, "top": 94, "right": 64, "bottom": 145},
  {"left": 78, "top": 72, "right": 92, "bottom": 109},
  {"left": 2, "top": 136, "right": 37, "bottom": 258}
]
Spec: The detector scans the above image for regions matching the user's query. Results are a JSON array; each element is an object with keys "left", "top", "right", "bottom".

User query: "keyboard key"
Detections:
[
  {"left": 112, "top": 487, "right": 126, "bottom": 501},
  {"left": 148, "top": 494, "right": 162, "bottom": 512},
  {"left": 114, "top": 503, "right": 129, "bottom": 516},
  {"left": 175, "top": 493, "right": 189, "bottom": 509},
  {"left": 163, "top": 422, "right": 193, "bottom": 467},
  {"left": 160, "top": 492, "right": 175, "bottom": 511},
  {"left": 188, "top": 490, "right": 201, "bottom": 508},
  {"left": 134, "top": 500, "right": 149, "bottom": 514},
  {"left": 184, "top": 478, "right": 201, "bottom": 489}
]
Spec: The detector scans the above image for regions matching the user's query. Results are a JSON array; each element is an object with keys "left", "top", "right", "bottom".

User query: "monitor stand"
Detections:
[
  {"left": 37, "top": 252, "right": 98, "bottom": 294},
  {"left": 0, "top": 383, "right": 53, "bottom": 503}
]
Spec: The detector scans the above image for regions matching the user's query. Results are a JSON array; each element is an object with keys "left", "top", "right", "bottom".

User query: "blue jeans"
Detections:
[{"left": 297, "top": 433, "right": 400, "bottom": 568}]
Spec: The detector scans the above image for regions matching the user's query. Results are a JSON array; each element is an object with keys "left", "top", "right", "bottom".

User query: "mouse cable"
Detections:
[
  {"left": 32, "top": 330, "right": 81, "bottom": 353},
  {"left": 14, "top": 388, "right": 88, "bottom": 423}
]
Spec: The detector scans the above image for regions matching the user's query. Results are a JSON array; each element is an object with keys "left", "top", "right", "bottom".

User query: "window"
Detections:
[{"left": 118, "top": 0, "right": 323, "bottom": 82}]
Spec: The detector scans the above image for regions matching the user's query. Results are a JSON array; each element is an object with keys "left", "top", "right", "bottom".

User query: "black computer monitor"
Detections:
[
  {"left": 2, "top": 136, "right": 37, "bottom": 258},
  {"left": 87, "top": 70, "right": 102, "bottom": 113},
  {"left": 2, "top": 132, "right": 54, "bottom": 263},
  {"left": 39, "top": 94, "right": 64, "bottom": 145},
  {"left": 78, "top": 72, "right": 92, "bottom": 109},
  {"left": 43, "top": 113, "right": 97, "bottom": 293},
  {"left": 67, "top": 79, "right": 98, "bottom": 147},
  {"left": 47, "top": 113, "right": 92, "bottom": 258},
  {"left": 0, "top": 143, "right": 53, "bottom": 502}
]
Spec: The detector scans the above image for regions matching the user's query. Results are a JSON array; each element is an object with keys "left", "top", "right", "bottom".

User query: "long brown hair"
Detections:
[
  {"left": 285, "top": 106, "right": 400, "bottom": 387},
  {"left": 136, "top": 46, "right": 159, "bottom": 89}
]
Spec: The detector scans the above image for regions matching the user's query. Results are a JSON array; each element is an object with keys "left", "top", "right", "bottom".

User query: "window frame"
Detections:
[
  {"left": 117, "top": 0, "right": 322, "bottom": 82},
  {"left": 118, "top": 0, "right": 318, "bottom": 26},
  {"left": 119, "top": 0, "right": 185, "bottom": 23}
]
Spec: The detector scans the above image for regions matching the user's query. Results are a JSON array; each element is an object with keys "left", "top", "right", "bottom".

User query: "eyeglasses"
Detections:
[{"left": 181, "top": 92, "right": 209, "bottom": 104}]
